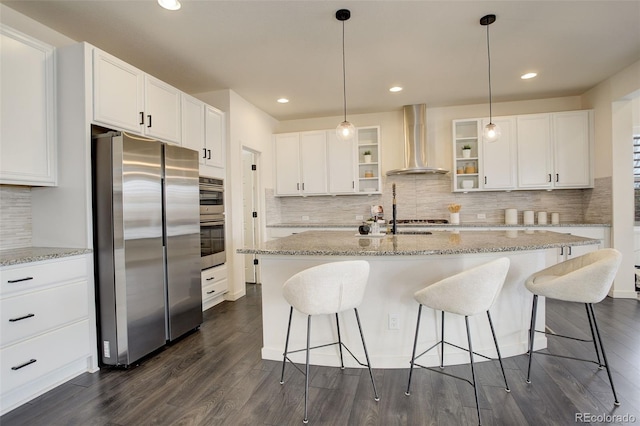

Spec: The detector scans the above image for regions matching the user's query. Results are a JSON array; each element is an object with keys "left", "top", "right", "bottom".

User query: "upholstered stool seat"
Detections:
[
  {"left": 279, "top": 260, "right": 379, "bottom": 423},
  {"left": 405, "top": 257, "right": 511, "bottom": 426},
  {"left": 525, "top": 248, "right": 623, "bottom": 406}
]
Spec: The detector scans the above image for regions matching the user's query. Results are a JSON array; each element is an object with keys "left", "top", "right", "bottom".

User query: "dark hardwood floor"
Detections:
[{"left": 3, "top": 284, "right": 639, "bottom": 425}]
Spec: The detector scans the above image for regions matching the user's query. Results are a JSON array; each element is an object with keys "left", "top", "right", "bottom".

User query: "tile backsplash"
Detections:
[
  {"left": 266, "top": 175, "right": 612, "bottom": 225},
  {"left": 0, "top": 186, "right": 32, "bottom": 250}
]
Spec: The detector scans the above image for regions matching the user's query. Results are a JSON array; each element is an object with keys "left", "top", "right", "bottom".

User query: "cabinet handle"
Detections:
[
  {"left": 484, "top": 176, "right": 487, "bottom": 185},
  {"left": 9, "top": 313, "right": 35, "bottom": 322},
  {"left": 207, "top": 149, "right": 211, "bottom": 160},
  {"left": 568, "top": 246, "right": 572, "bottom": 256},
  {"left": 556, "top": 173, "right": 559, "bottom": 183},
  {"left": 560, "top": 247, "right": 564, "bottom": 255},
  {"left": 297, "top": 183, "right": 299, "bottom": 190},
  {"left": 139, "top": 112, "right": 145, "bottom": 125},
  {"left": 548, "top": 174, "right": 552, "bottom": 182},
  {"left": 11, "top": 359, "right": 37, "bottom": 371},
  {"left": 206, "top": 276, "right": 215, "bottom": 281},
  {"left": 147, "top": 115, "right": 152, "bottom": 128},
  {"left": 7, "top": 277, "right": 33, "bottom": 284},
  {"left": 202, "top": 148, "right": 207, "bottom": 159},
  {"left": 352, "top": 181, "right": 354, "bottom": 189},
  {"left": 206, "top": 290, "right": 216, "bottom": 294},
  {"left": 302, "top": 183, "right": 305, "bottom": 190}
]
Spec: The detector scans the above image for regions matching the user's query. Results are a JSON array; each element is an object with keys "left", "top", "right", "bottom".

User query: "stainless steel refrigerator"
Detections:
[{"left": 92, "top": 131, "right": 202, "bottom": 367}]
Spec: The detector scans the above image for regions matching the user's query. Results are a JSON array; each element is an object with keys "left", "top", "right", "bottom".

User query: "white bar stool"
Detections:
[
  {"left": 405, "top": 257, "right": 511, "bottom": 426},
  {"left": 525, "top": 248, "right": 622, "bottom": 406},
  {"left": 279, "top": 260, "right": 379, "bottom": 424}
]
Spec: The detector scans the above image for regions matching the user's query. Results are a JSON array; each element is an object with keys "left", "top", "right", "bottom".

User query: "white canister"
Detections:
[
  {"left": 523, "top": 210, "right": 534, "bottom": 225},
  {"left": 538, "top": 211, "right": 548, "bottom": 225},
  {"left": 551, "top": 212, "right": 560, "bottom": 224},
  {"left": 505, "top": 208, "right": 518, "bottom": 225},
  {"left": 450, "top": 212, "right": 460, "bottom": 225}
]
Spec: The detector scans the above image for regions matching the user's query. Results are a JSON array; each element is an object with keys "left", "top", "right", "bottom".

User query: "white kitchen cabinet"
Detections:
[
  {"left": 327, "top": 132, "right": 357, "bottom": 194},
  {"left": 517, "top": 111, "right": 592, "bottom": 189},
  {"left": 273, "top": 131, "right": 328, "bottom": 196},
  {"left": 553, "top": 226, "right": 609, "bottom": 262},
  {"left": 182, "top": 96, "right": 225, "bottom": 175},
  {"left": 0, "top": 25, "right": 57, "bottom": 186},
  {"left": 356, "top": 126, "right": 382, "bottom": 193},
  {"left": 452, "top": 120, "right": 480, "bottom": 192},
  {"left": 480, "top": 116, "right": 517, "bottom": 190},
  {"left": 93, "top": 48, "right": 181, "bottom": 144},
  {"left": 202, "top": 264, "right": 228, "bottom": 311},
  {"left": 0, "top": 255, "right": 92, "bottom": 415}
]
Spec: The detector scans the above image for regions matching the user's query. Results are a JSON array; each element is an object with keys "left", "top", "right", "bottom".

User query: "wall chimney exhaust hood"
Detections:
[{"left": 386, "top": 104, "right": 449, "bottom": 175}]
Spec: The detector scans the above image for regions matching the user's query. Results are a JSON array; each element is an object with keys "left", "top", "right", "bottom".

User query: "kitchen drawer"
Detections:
[
  {"left": 0, "top": 320, "right": 89, "bottom": 394},
  {"left": 202, "top": 279, "right": 228, "bottom": 300},
  {"left": 1, "top": 281, "right": 88, "bottom": 347},
  {"left": 0, "top": 256, "right": 87, "bottom": 297},
  {"left": 202, "top": 264, "right": 227, "bottom": 284}
]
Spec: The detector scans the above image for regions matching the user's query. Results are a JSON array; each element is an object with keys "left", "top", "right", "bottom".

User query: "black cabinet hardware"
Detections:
[
  {"left": 206, "top": 276, "right": 215, "bottom": 281},
  {"left": 206, "top": 290, "right": 216, "bottom": 294},
  {"left": 139, "top": 112, "right": 144, "bottom": 125},
  {"left": 202, "top": 148, "right": 207, "bottom": 159},
  {"left": 11, "top": 359, "right": 37, "bottom": 371},
  {"left": 147, "top": 115, "right": 152, "bottom": 128},
  {"left": 484, "top": 176, "right": 487, "bottom": 184},
  {"left": 7, "top": 277, "right": 33, "bottom": 283},
  {"left": 556, "top": 173, "right": 559, "bottom": 183},
  {"left": 207, "top": 149, "right": 211, "bottom": 160},
  {"left": 9, "top": 313, "right": 35, "bottom": 322},
  {"left": 548, "top": 174, "right": 552, "bottom": 182}
]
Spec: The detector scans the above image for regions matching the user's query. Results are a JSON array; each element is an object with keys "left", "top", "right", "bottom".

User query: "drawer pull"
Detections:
[
  {"left": 7, "top": 277, "right": 34, "bottom": 283},
  {"left": 206, "top": 276, "right": 215, "bottom": 281},
  {"left": 9, "top": 313, "right": 35, "bottom": 322},
  {"left": 207, "top": 290, "right": 216, "bottom": 294},
  {"left": 11, "top": 359, "right": 37, "bottom": 371}
]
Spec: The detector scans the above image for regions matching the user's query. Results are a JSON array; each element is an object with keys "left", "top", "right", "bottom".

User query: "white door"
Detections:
[
  {"left": 553, "top": 111, "right": 591, "bottom": 188},
  {"left": 299, "top": 131, "right": 328, "bottom": 195},
  {"left": 242, "top": 150, "right": 260, "bottom": 284},
  {"left": 204, "top": 106, "right": 225, "bottom": 169},
  {"left": 327, "top": 131, "right": 357, "bottom": 193},
  {"left": 274, "top": 133, "right": 301, "bottom": 195},
  {"left": 481, "top": 117, "right": 517, "bottom": 190},
  {"left": 144, "top": 75, "right": 181, "bottom": 144},
  {"left": 181, "top": 94, "right": 205, "bottom": 163},
  {"left": 517, "top": 113, "right": 553, "bottom": 189}
]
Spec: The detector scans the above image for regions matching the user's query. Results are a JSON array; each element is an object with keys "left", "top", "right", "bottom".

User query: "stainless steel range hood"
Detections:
[{"left": 386, "top": 104, "right": 449, "bottom": 175}]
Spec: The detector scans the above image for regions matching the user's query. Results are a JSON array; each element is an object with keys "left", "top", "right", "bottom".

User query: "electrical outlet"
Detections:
[
  {"left": 301, "top": 215, "right": 309, "bottom": 221},
  {"left": 388, "top": 313, "right": 400, "bottom": 330},
  {"left": 477, "top": 213, "right": 486, "bottom": 220},
  {"left": 356, "top": 215, "right": 364, "bottom": 220}
]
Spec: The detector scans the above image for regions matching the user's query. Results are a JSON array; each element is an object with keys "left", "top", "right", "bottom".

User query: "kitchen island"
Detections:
[{"left": 239, "top": 230, "right": 600, "bottom": 368}]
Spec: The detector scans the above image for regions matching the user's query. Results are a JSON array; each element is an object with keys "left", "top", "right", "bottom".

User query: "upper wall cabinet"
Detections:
[
  {"left": 93, "top": 49, "right": 181, "bottom": 144},
  {"left": 274, "top": 131, "right": 328, "bottom": 196},
  {"left": 0, "top": 25, "right": 57, "bottom": 186},
  {"left": 518, "top": 110, "right": 593, "bottom": 189},
  {"left": 182, "top": 94, "right": 225, "bottom": 176}
]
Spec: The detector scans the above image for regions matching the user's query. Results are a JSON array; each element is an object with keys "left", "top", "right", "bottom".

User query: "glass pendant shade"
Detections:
[
  {"left": 158, "top": 0, "right": 181, "bottom": 10},
  {"left": 484, "top": 122, "right": 501, "bottom": 142},
  {"left": 336, "top": 120, "right": 355, "bottom": 141}
]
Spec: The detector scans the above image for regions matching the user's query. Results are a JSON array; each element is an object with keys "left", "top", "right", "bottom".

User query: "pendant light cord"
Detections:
[
  {"left": 486, "top": 23, "right": 493, "bottom": 123},
  {"left": 341, "top": 19, "right": 347, "bottom": 122}
]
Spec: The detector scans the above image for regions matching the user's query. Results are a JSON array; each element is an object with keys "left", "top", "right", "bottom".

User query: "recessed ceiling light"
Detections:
[
  {"left": 389, "top": 86, "right": 403, "bottom": 92},
  {"left": 277, "top": 98, "right": 289, "bottom": 104},
  {"left": 158, "top": 0, "right": 181, "bottom": 10},
  {"left": 521, "top": 72, "right": 537, "bottom": 80}
]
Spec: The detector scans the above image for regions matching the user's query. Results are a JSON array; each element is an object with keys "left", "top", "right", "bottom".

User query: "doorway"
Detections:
[{"left": 242, "top": 148, "right": 260, "bottom": 284}]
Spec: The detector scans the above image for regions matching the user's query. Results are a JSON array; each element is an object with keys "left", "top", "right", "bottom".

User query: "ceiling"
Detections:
[{"left": 3, "top": 1, "right": 640, "bottom": 121}]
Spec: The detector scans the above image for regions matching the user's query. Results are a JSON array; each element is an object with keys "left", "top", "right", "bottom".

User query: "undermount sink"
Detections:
[{"left": 394, "top": 231, "right": 433, "bottom": 235}]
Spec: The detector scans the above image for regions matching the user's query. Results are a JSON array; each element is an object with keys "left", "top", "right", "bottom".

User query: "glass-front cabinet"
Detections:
[{"left": 356, "top": 126, "right": 381, "bottom": 194}]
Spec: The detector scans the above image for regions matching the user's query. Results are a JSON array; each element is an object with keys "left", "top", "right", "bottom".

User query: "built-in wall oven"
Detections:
[{"left": 200, "top": 177, "right": 226, "bottom": 270}]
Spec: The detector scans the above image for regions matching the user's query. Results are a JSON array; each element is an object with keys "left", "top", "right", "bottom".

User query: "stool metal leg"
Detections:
[
  {"left": 585, "top": 303, "right": 603, "bottom": 367},
  {"left": 303, "top": 315, "right": 311, "bottom": 424},
  {"left": 486, "top": 311, "right": 510, "bottom": 392},
  {"left": 405, "top": 304, "right": 423, "bottom": 396},
  {"left": 588, "top": 303, "right": 620, "bottom": 406},
  {"left": 335, "top": 313, "right": 345, "bottom": 369},
  {"left": 465, "top": 316, "right": 482, "bottom": 426},
  {"left": 354, "top": 308, "right": 380, "bottom": 401},
  {"left": 526, "top": 294, "right": 538, "bottom": 384},
  {"left": 440, "top": 310, "right": 445, "bottom": 369},
  {"left": 280, "top": 306, "right": 294, "bottom": 385}
]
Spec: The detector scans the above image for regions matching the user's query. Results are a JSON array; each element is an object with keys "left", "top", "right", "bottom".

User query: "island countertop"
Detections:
[{"left": 238, "top": 229, "right": 599, "bottom": 256}]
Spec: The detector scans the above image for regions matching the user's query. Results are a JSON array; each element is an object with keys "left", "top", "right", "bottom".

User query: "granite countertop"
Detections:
[
  {"left": 268, "top": 223, "right": 610, "bottom": 228},
  {"left": 238, "top": 230, "right": 600, "bottom": 256},
  {"left": 0, "top": 247, "right": 93, "bottom": 267}
]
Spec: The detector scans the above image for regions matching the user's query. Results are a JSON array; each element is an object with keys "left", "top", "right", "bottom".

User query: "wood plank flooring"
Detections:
[{"left": 3, "top": 284, "right": 639, "bottom": 425}]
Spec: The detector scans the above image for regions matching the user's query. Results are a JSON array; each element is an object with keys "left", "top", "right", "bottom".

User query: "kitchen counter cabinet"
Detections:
[
  {"left": 0, "top": 254, "right": 95, "bottom": 415},
  {"left": 0, "top": 25, "right": 57, "bottom": 186},
  {"left": 241, "top": 230, "right": 600, "bottom": 369},
  {"left": 202, "top": 264, "right": 228, "bottom": 311}
]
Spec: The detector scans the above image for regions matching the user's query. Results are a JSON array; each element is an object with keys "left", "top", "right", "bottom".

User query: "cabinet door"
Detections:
[
  {"left": 299, "top": 131, "right": 328, "bottom": 195},
  {"left": 144, "top": 75, "right": 181, "bottom": 144},
  {"left": 553, "top": 111, "right": 591, "bottom": 188},
  {"left": 0, "top": 26, "right": 56, "bottom": 186},
  {"left": 274, "top": 133, "right": 301, "bottom": 196},
  {"left": 93, "top": 49, "right": 144, "bottom": 133},
  {"left": 204, "top": 105, "right": 225, "bottom": 169},
  {"left": 181, "top": 94, "right": 206, "bottom": 164},
  {"left": 517, "top": 114, "right": 552, "bottom": 189},
  {"left": 327, "top": 131, "right": 356, "bottom": 193},
  {"left": 481, "top": 117, "right": 516, "bottom": 190}
]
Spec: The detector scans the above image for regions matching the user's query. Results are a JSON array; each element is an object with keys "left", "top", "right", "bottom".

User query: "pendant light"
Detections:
[
  {"left": 336, "top": 9, "right": 355, "bottom": 141},
  {"left": 158, "top": 0, "right": 181, "bottom": 10},
  {"left": 480, "top": 14, "right": 501, "bottom": 142}
]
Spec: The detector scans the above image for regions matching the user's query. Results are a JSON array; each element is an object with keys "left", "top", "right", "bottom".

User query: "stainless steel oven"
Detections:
[{"left": 200, "top": 177, "right": 226, "bottom": 270}]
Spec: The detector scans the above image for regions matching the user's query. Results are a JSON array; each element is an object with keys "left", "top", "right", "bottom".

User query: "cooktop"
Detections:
[{"left": 389, "top": 219, "right": 449, "bottom": 224}]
